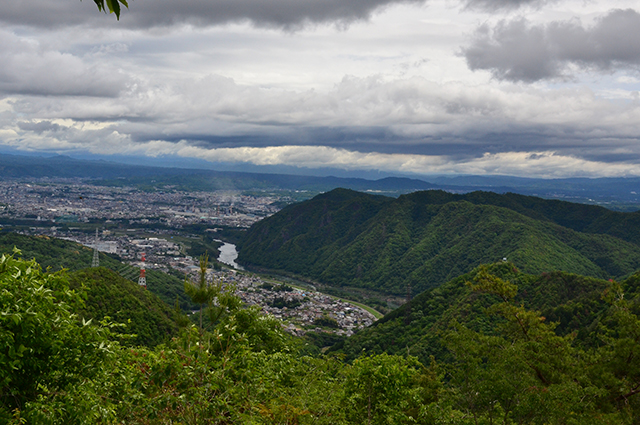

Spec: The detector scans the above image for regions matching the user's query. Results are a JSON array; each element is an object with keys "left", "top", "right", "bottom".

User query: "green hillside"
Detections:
[
  {"left": 68, "top": 267, "right": 180, "bottom": 347},
  {"left": 0, "top": 234, "right": 182, "bottom": 347},
  {"left": 239, "top": 188, "right": 390, "bottom": 271},
  {"left": 4, "top": 252, "right": 640, "bottom": 423},
  {"left": 0, "top": 232, "right": 194, "bottom": 309},
  {"left": 238, "top": 189, "right": 640, "bottom": 295},
  {"left": 333, "top": 262, "right": 622, "bottom": 364}
]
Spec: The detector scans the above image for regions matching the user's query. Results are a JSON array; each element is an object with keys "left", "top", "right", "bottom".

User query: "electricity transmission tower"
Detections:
[
  {"left": 138, "top": 252, "right": 147, "bottom": 288},
  {"left": 91, "top": 228, "right": 100, "bottom": 268}
]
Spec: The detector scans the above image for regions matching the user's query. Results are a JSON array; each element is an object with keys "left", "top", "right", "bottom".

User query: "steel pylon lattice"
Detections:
[{"left": 91, "top": 228, "right": 100, "bottom": 268}]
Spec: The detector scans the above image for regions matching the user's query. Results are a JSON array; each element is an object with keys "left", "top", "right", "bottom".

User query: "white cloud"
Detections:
[
  {"left": 69, "top": 140, "right": 640, "bottom": 178},
  {"left": 5, "top": 71, "right": 640, "bottom": 169},
  {"left": 617, "top": 76, "right": 640, "bottom": 84},
  {"left": 0, "top": 30, "right": 128, "bottom": 97}
]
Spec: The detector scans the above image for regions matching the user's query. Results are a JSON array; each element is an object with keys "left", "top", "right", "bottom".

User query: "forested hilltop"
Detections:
[
  {"left": 0, "top": 233, "right": 182, "bottom": 347},
  {"left": 4, "top": 191, "right": 640, "bottom": 423},
  {"left": 0, "top": 232, "right": 195, "bottom": 310},
  {"left": 3, "top": 251, "right": 640, "bottom": 424},
  {"left": 334, "top": 261, "right": 637, "bottom": 364},
  {"left": 238, "top": 188, "right": 640, "bottom": 295}
]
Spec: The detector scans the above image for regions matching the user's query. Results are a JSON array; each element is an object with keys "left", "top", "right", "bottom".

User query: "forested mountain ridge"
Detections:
[
  {"left": 0, "top": 233, "right": 182, "bottom": 347},
  {"left": 239, "top": 189, "right": 391, "bottom": 266},
  {"left": 334, "top": 261, "right": 624, "bottom": 364},
  {"left": 238, "top": 188, "right": 640, "bottom": 295}
]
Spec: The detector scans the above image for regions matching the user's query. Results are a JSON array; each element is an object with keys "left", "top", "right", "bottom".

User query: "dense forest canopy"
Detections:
[
  {"left": 238, "top": 189, "right": 640, "bottom": 295},
  {"left": 3, "top": 188, "right": 640, "bottom": 423},
  {"left": 2, "top": 248, "right": 640, "bottom": 424}
]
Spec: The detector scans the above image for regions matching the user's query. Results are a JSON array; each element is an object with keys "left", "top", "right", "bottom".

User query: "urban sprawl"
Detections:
[{"left": 0, "top": 179, "right": 375, "bottom": 336}]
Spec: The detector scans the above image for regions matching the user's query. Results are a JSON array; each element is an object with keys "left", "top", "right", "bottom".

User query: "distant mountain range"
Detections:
[
  {"left": 1, "top": 153, "right": 640, "bottom": 208},
  {"left": 237, "top": 188, "right": 640, "bottom": 295}
]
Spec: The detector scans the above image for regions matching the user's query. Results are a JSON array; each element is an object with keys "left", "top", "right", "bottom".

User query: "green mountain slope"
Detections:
[
  {"left": 5, "top": 253, "right": 640, "bottom": 423},
  {"left": 68, "top": 267, "right": 180, "bottom": 347},
  {"left": 334, "top": 262, "right": 638, "bottom": 364},
  {"left": 0, "top": 232, "right": 194, "bottom": 309},
  {"left": 238, "top": 189, "right": 640, "bottom": 295},
  {"left": 239, "top": 188, "right": 392, "bottom": 274},
  {"left": 0, "top": 234, "right": 182, "bottom": 347}
]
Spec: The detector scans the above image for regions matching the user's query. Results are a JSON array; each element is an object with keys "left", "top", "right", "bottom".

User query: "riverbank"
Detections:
[{"left": 215, "top": 241, "right": 383, "bottom": 320}]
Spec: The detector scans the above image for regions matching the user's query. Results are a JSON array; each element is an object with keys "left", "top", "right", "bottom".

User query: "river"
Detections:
[{"left": 215, "top": 240, "right": 244, "bottom": 270}]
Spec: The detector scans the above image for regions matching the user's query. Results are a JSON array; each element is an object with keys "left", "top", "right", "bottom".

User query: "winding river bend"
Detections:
[{"left": 215, "top": 240, "right": 244, "bottom": 270}]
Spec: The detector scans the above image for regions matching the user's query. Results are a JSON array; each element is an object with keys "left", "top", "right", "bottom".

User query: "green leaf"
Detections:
[
  {"left": 92, "top": 0, "right": 104, "bottom": 13},
  {"left": 91, "top": 0, "right": 127, "bottom": 20}
]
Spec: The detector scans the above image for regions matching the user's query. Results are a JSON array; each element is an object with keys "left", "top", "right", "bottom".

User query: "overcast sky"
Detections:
[{"left": 2, "top": 0, "right": 640, "bottom": 178}]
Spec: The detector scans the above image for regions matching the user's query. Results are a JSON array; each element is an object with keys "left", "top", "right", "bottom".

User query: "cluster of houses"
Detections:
[{"left": 210, "top": 270, "right": 376, "bottom": 337}]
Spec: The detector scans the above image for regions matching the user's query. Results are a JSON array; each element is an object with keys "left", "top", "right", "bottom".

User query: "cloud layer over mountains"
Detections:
[{"left": 1, "top": 0, "right": 640, "bottom": 178}]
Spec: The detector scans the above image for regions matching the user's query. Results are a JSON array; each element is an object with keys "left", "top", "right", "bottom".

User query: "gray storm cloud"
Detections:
[
  {"left": 0, "top": 31, "right": 127, "bottom": 97},
  {"left": 4, "top": 0, "right": 640, "bottom": 178},
  {"left": 462, "top": 8, "right": 640, "bottom": 82},
  {"left": 10, "top": 72, "right": 640, "bottom": 164},
  {"left": 1, "top": 0, "right": 426, "bottom": 29},
  {"left": 463, "top": 0, "right": 549, "bottom": 12},
  {"left": 17, "top": 121, "right": 64, "bottom": 135}
]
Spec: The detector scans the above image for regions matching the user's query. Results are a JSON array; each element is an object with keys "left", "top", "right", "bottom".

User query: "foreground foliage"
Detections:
[
  {"left": 2, "top": 253, "right": 640, "bottom": 424},
  {"left": 92, "top": 0, "right": 128, "bottom": 20}
]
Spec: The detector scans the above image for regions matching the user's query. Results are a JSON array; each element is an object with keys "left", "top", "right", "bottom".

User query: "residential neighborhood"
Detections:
[{"left": 212, "top": 269, "right": 376, "bottom": 337}]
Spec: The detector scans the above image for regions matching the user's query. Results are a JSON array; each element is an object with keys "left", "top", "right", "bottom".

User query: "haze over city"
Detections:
[{"left": 2, "top": 0, "right": 640, "bottom": 178}]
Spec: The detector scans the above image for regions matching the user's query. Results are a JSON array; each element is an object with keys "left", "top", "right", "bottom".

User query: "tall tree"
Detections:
[{"left": 184, "top": 252, "right": 217, "bottom": 331}]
